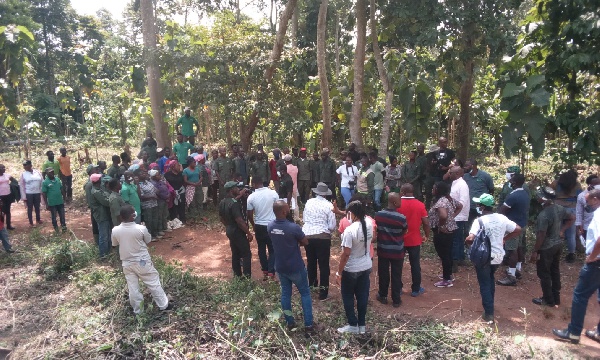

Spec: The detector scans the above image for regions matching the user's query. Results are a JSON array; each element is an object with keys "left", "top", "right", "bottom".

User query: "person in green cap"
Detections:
[
  {"left": 173, "top": 133, "right": 194, "bottom": 167},
  {"left": 465, "top": 193, "right": 521, "bottom": 323},
  {"left": 176, "top": 107, "right": 200, "bottom": 146},
  {"left": 41, "top": 168, "right": 66, "bottom": 232},
  {"left": 120, "top": 171, "right": 142, "bottom": 224},
  {"left": 219, "top": 181, "right": 253, "bottom": 277},
  {"left": 42, "top": 150, "right": 61, "bottom": 179}
]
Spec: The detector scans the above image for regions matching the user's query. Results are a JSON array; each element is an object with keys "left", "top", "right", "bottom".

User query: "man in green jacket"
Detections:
[{"left": 90, "top": 173, "right": 112, "bottom": 258}]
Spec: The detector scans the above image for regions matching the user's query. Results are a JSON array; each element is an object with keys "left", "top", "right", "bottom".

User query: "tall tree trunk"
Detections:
[
  {"left": 140, "top": 0, "right": 170, "bottom": 148},
  {"left": 350, "top": 0, "right": 367, "bottom": 150},
  {"left": 241, "top": 0, "right": 298, "bottom": 151},
  {"left": 317, "top": 0, "right": 332, "bottom": 149},
  {"left": 291, "top": 0, "right": 299, "bottom": 48},
  {"left": 335, "top": 12, "right": 340, "bottom": 81},
  {"left": 456, "top": 22, "right": 475, "bottom": 161},
  {"left": 370, "top": 0, "right": 392, "bottom": 159}
]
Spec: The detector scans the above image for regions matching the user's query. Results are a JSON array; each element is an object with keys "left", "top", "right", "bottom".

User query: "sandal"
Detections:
[{"left": 585, "top": 329, "right": 600, "bottom": 343}]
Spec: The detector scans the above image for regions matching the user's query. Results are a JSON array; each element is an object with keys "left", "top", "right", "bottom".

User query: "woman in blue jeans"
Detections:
[
  {"left": 336, "top": 156, "right": 358, "bottom": 208},
  {"left": 336, "top": 200, "right": 374, "bottom": 334}
]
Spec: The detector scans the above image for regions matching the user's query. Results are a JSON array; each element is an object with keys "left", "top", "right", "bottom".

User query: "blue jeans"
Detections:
[
  {"left": 340, "top": 187, "right": 355, "bottom": 207},
  {"left": 565, "top": 207, "right": 576, "bottom": 253},
  {"left": 255, "top": 224, "right": 275, "bottom": 274},
  {"left": 49, "top": 203, "right": 66, "bottom": 230},
  {"left": 341, "top": 268, "right": 371, "bottom": 327},
  {"left": 97, "top": 220, "right": 111, "bottom": 257},
  {"left": 373, "top": 189, "right": 383, "bottom": 210},
  {"left": 452, "top": 221, "right": 467, "bottom": 261},
  {"left": 475, "top": 263, "right": 498, "bottom": 316},
  {"left": 278, "top": 267, "right": 313, "bottom": 327},
  {"left": 568, "top": 260, "right": 600, "bottom": 336},
  {"left": 0, "top": 228, "right": 12, "bottom": 251}
]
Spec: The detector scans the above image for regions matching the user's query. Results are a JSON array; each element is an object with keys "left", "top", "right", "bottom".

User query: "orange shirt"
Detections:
[{"left": 58, "top": 155, "right": 72, "bottom": 176}]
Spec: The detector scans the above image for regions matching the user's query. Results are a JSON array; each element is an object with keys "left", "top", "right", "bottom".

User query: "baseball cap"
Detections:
[
  {"left": 86, "top": 164, "right": 99, "bottom": 174},
  {"left": 473, "top": 193, "right": 495, "bottom": 207},
  {"left": 90, "top": 174, "right": 102, "bottom": 183},
  {"left": 224, "top": 181, "right": 238, "bottom": 190},
  {"left": 300, "top": 147, "right": 307, "bottom": 151}
]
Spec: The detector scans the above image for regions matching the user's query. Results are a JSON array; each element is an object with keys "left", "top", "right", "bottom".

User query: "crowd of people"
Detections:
[{"left": 1, "top": 120, "right": 600, "bottom": 343}]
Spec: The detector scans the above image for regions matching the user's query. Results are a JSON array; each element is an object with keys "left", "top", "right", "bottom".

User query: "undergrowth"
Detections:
[{"left": 0, "top": 230, "right": 565, "bottom": 359}]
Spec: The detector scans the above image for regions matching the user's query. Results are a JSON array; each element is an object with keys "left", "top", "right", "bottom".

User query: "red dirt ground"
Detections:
[{"left": 7, "top": 202, "right": 600, "bottom": 358}]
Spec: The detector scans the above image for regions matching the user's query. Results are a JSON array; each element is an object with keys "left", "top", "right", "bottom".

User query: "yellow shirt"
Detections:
[{"left": 58, "top": 155, "right": 72, "bottom": 176}]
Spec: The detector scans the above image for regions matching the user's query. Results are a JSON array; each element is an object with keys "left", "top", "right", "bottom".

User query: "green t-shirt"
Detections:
[
  {"left": 42, "top": 177, "right": 63, "bottom": 206},
  {"left": 536, "top": 204, "right": 568, "bottom": 250},
  {"left": 370, "top": 161, "right": 385, "bottom": 190},
  {"left": 120, "top": 182, "right": 141, "bottom": 214},
  {"left": 42, "top": 160, "right": 61, "bottom": 177},
  {"left": 176, "top": 115, "right": 199, "bottom": 137},
  {"left": 183, "top": 167, "right": 201, "bottom": 183},
  {"left": 173, "top": 141, "right": 193, "bottom": 164}
]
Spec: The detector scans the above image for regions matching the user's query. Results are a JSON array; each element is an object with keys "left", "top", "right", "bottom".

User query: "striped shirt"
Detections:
[{"left": 374, "top": 209, "right": 408, "bottom": 259}]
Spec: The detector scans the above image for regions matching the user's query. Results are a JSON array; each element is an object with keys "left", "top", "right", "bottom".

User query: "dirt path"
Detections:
[{"left": 6, "top": 203, "right": 600, "bottom": 357}]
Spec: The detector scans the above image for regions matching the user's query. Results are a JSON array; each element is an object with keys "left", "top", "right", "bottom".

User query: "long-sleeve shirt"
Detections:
[
  {"left": 318, "top": 158, "right": 337, "bottom": 183},
  {"left": 90, "top": 186, "right": 110, "bottom": 223},
  {"left": 109, "top": 191, "right": 125, "bottom": 226},
  {"left": 575, "top": 189, "right": 595, "bottom": 230}
]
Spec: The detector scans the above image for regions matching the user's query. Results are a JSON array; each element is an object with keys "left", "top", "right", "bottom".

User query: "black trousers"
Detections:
[
  {"left": 169, "top": 199, "right": 186, "bottom": 224},
  {"left": 61, "top": 174, "right": 73, "bottom": 199},
  {"left": 405, "top": 245, "right": 422, "bottom": 292},
  {"left": 433, "top": 229, "right": 454, "bottom": 281},
  {"left": 378, "top": 256, "right": 404, "bottom": 303},
  {"left": 0, "top": 194, "right": 13, "bottom": 228},
  {"left": 211, "top": 180, "right": 219, "bottom": 206},
  {"left": 227, "top": 227, "right": 252, "bottom": 277},
  {"left": 305, "top": 238, "right": 331, "bottom": 296},
  {"left": 537, "top": 243, "right": 562, "bottom": 305},
  {"left": 25, "top": 193, "right": 41, "bottom": 224}
]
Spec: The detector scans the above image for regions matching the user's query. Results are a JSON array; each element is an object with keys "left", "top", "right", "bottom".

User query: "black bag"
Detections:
[
  {"left": 9, "top": 179, "right": 20, "bottom": 203},
  {"left": 469, "top": 218, "right": 492, "bottom": 267}
]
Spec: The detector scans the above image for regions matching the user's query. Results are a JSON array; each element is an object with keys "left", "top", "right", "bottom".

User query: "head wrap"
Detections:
[
  {"left": 90, "top": 174, "right": 102, "bottom": 183},
  {"left": 149, "top": 162, "right": 159, "bottom": 170},
  {"left": 148, "top": 169, "right": 159, "bottom": 177}
]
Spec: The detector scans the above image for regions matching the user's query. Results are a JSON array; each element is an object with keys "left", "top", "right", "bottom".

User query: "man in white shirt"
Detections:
[
  {"left": 247, "top": 176, "right": 279, "bottom": 280},
  {"left": 449, "top": 166, "right": 470, "bottom": 271},
  {"left": 111, "top": 205, "right": 172, "bottom": 314},
  {"left": 302, "top": 182, "right": 336, "bottom": 300},
  {"left": 466, "top": 194, "right": 521, "bottom": 324},
  {"left": 553, "top": 189, "right": 600, "bottom": 344}
]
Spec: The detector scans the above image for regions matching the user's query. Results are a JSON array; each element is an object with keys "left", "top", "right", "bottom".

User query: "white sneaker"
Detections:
[
  {"left": 337, "top": 325, "right": 359, "bottom": 334},
  {"left": 151, "top": 238, "right": 159, "bottom": 242},
  {"left": 158, "top": 231, "right": 165, "bottom": 236},
  {"left": 358, "top": 326, "right": 366, "bottom": 334}
]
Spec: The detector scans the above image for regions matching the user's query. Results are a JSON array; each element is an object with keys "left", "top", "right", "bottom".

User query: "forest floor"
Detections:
[{"left": 1, "top": 147, "right": 600, "bottom": 359}]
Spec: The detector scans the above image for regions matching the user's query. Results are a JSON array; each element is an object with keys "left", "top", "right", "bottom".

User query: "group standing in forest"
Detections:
[{"left": 1, "top": 113, "right": 600, "bottom": 342}]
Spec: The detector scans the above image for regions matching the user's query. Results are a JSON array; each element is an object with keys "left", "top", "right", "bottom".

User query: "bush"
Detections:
[{"left": 38, "top": 235, "right": 97, "bottom": 279}]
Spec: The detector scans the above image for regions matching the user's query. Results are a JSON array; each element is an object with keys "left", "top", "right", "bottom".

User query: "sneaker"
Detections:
[
  {"left": 305, "top": 323, "right": 319, "bottom": 335},
  {"left": 158, "top": 231, "right": 165, "bottom": 236},
  {"left": 358, "top": 325, "right": 366, "bottom": 334},
  {"left": 438, "top": 274, "right": 455, "bottom": 281},
  {"left": 151, "top": 238, "right": 159, "bottom": 242},
  {"left": 5, "top": 248, "right": 15, "bottom": 253},
  {"left": 156, "top": 234, "right": 163, "bottom": 239},
  {"left": 287, "top": 322, "right": 297, "bottom": 330},
  {"left": 411, "top": 287, "right": 426, "bottom": 297},
  {"left": 565, "top": 253, "right": 576, "bottom": 263},
  {"left": 337, "top": 324, "right": 359, "bottom": 334},
  {"left": 376, "top": 294, "right": 388, "bottom": 305},
  {"left": 393, "top": 300, "right": 401, "bottom": 308},
  {"left": 160, "top": 302, "right": 175, "bottom": 311},
  {"left": 496, "top": 275, "right": 517, "bottom": 286},
  {"left": 434, "top": 280, "right": 453, "bottom": 288},
  {"left": 552, "top": 328, "right": 580, "bottom": 344},
  {"left": 515, "top": 269, "right": 522, "bottom": 280},
  {"left": 482, "top": 313, "right": 494, "bottom": 323}
]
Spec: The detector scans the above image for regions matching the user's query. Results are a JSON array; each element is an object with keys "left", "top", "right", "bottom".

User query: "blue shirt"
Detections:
[
  {"left": 268, "top": 219, "right": 306, "bottom": 273},
  {"left": 503, "top": 188, "right": 530, "bottom": 228},
  {"left": 157, "top": 156, "right": 168, "bottom": 174},
  {"left": 247, "top": 187, "right": 279, "bottom": 225},
  {"left": 183, "top": 167, "right": 200, "bottom": 183}
]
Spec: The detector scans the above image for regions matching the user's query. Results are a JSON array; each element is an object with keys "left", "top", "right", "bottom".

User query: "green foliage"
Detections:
[{"left": 37, "top": 235, "right": 97, "bottom": 280}]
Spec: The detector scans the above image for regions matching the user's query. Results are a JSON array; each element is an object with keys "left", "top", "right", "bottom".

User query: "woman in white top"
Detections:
[
  {"left": 0, "top": 164, "right": 17, "bottom": 230},
  {"left": 336, "top": 200, "right": 374, "bottom": 334},
  {"left": 336, "top": 156, "right": 358, "bottom": 208},
  {"left": 19, "top": 160, "right": 44, "bottom": 227}
]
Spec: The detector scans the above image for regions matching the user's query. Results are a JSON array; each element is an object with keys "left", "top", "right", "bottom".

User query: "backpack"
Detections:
[{"left": 469, "top": 218, "right": 492, "bottom": 267}]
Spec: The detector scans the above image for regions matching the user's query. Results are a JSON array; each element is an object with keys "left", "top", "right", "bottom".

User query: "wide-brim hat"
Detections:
[{"left": 312, "top": 182, "right": 332, "bottom": 196}]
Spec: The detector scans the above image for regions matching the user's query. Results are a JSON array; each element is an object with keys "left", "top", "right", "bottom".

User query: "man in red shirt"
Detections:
[{"left": 397, "top": 183, "right": 431, "bottom": 296}]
